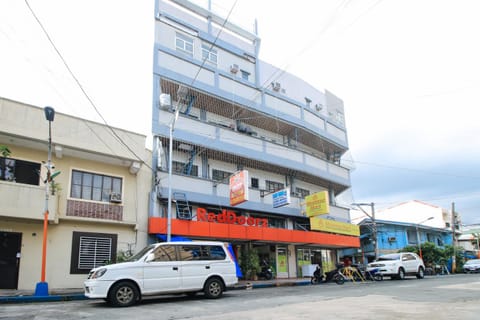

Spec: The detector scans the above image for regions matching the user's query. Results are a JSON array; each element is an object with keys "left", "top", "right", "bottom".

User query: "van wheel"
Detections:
[
  {"left": 108, "top": 281, "right": 139, "bottom": 307},
  {"left": 204, "top": 278, "right": 223, "bottom": 299}
]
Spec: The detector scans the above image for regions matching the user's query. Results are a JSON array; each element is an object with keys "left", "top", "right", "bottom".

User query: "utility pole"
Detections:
[
  {"left": 352, "top": 202, "right": 378, "bottom": 261},
  {"left": 451, "top": 202, "right": 456, "bottom": 273}
]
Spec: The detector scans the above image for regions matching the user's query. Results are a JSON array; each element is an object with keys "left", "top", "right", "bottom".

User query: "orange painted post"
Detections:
[{"left": 40, "top": 210, "right": 49, "bottom": 282}]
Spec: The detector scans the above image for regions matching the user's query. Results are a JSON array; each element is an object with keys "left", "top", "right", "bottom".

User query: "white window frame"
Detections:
[
  {"left": 176, "top": 33, "right": 194, "bottom": 56},
  {"left": 201, "top": 44, "right": 217, "bottom": 64}
]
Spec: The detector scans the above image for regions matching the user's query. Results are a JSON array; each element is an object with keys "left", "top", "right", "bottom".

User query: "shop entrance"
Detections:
[{"left": 0, "top": 231, "right": 22, "bottom": 289}]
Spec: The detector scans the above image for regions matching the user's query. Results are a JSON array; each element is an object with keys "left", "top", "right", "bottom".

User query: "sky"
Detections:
[{"left": 1, "top": 0, "right": 480, "bottom": 224}]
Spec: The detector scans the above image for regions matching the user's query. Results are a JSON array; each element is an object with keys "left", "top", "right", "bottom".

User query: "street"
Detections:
[{"left": 1, "top": 274, "right": 479, "bottom": 320}]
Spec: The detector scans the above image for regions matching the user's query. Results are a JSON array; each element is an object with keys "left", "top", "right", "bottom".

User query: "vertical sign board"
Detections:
[
  {"left": 272, "top": 188, "right": 291, "bottom": 208},
  {"left": 230, "top": 170, "right": 249, "bottom": 206},
  {"left": 305, "top": 191, "right": 329, "bottom": 217}
]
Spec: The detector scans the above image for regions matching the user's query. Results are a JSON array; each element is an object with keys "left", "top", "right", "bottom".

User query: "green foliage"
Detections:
[
  {"left": 240, "top": 247, "right": 260, "bottom": 279},
  {"left": 399, "top": 242, "right": 465, "bottom": 272},
  {"left": 0, "top": 145, "right": 11, "bottom": 158}
]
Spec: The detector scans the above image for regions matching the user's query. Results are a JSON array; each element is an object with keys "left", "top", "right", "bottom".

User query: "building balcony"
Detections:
[
  {"left": 0, "top": 181, "right": 57, "bottom": 222},
  {"left": 155, "top": 113, "right": 350, "bottom": 189}
]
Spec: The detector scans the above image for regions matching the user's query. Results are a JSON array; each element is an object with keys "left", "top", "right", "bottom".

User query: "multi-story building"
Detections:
[
  {"left": 0, "top": 98, "right": 150, "bottom": 290},
  {"left": 150, "top": 0, "right": 358, "bottom": 278}
]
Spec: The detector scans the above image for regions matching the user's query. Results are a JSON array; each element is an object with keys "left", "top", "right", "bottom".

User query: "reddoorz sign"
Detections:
[{"left": 197, "top": 208, "right": 268, "bottom": 227}]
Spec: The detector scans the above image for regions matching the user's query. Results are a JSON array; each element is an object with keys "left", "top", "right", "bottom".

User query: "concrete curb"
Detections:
[
  {"left": 0, "top": 294, "right": 87, "bottom": 303},
  {"left": 0, "top": 280, "right": 311, "bottom": 304}
]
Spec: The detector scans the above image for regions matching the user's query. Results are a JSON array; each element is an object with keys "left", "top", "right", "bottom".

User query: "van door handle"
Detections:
[
  {"left": 205, "top": 266, "right": 210, "bottom": 269},
  {"left": 172, "top": 267, "right": 178, "bottom": 271}
]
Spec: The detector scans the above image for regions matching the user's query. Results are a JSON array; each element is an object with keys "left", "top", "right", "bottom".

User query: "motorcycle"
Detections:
[
  {"left": 257, "top": 260, "right": 273, "bottom": 280},
  {"left": 311, "top": 264, "right": 345, "bottom": 285}
]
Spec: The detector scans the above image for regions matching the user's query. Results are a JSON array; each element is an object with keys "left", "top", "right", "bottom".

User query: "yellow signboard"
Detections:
[
  {"left": 305, "top": 191, "right": 329, "bottom": 217},
  {"left": 310, "top": 217, "right": 360, "bottom": 236}
]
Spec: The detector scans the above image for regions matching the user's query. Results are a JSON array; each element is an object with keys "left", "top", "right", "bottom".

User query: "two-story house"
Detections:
[{"left": 0, "top": 98, "right": 150, "bottom": 290}]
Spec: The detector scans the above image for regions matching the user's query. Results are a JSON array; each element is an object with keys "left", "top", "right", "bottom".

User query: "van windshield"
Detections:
[{"left": 126, "top": 244, "right": 157, "bottom": 262}]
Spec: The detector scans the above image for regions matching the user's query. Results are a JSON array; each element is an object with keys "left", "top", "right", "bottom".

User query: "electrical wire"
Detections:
[{"left": 24, "top": 0, "right": 151, "bottom": 170}]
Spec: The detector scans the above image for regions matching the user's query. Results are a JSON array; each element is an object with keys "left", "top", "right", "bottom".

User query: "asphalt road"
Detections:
[{"left": 1, "top": 274, "right": 479, "bottom": 320}]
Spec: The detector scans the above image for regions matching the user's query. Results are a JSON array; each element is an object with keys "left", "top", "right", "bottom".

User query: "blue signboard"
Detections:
[{"left": 272, "top": 188, "right": 291, "bottom": 208}]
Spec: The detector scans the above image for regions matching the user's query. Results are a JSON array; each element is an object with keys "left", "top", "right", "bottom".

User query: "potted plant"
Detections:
[{"left": 240, "top": 247, "right": 260, "bottom": 280}]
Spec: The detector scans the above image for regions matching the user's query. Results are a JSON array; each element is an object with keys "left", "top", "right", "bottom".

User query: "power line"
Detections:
[{"left": 24, "top": 0, "right": 150, "bottom": 169}]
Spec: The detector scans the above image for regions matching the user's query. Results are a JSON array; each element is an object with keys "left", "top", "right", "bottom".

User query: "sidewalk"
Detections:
[{"left": 0, "top": 278, "right": 312, "bottom": 304}]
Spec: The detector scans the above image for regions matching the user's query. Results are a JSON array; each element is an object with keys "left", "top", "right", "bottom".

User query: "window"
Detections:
[
  {"left": 201, "top": 44, "right": 217, "bottom": 64},
  {"left": 70, "top": 170, "right": 122, "bottom": 202},
  {"left": 0, "top": 157, "right": 40, "bottom": 185},
  {"left": 175, "top": 33, "right": 194, "bottom": 56},
  {"left": 251, "top": 177, "right": 259, "bottom": 189},
  {"left": 178, "top": 245, "right": 226, "bottom": 261},
  {"left": 70, "top": 231, "right": 117, "bottom": 274},
  {"left": 336, "top": 110, "right": 345, "bottom": 125},
  {"left": 295, "top": 187, "right": 310, "bottom": 198},
  {"left": 152, "top": 245, "right": 176, "bottom": 262},
  {"left": 212, "top": 169, "right": 232, "bottom": 182},
  {"left": 173, "top": 161, "right": 198, "bottom": 176},
  {"left": 266, "top": 180, "right": 284, "bottom": 192},
  {"left": 407, "top": 230, "right": 418, "bottom": 245},
  {"left": 240, "top": 70, "right": 250, "bottom": 81}
]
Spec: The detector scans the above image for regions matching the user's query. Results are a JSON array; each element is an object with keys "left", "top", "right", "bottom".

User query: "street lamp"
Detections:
[
  {"left": 35, "top": 106, "right": 55, "bottom": 296},
  {"left": 415, "top": 217, "right": 434, "bottom": 260},
  {"left": 352, "top": 202, "right": 377, "bottom": 261}
]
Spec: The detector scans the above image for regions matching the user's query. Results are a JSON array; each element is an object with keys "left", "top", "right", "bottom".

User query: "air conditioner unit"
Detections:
[
  {"left": 272, "top": 82, "right": 281, "bottom": 91},
  {"left": 230, "top": 64, "right": 239, "bottom": 74},
  {"left": 109, "top": 193, "right": 122, "bottom": 203},
  {"left": 388, "top": 236, "right": 397, "bottom": 242}
]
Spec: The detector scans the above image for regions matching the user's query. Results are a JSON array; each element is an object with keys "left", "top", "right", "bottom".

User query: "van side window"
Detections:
[
  {"left": 179, "top": 245, "right": 207, "bottom": 261},
  {"left": 153, "top": 245, "right": 176, "bottom": 261},
  {"left": 209, "top": 246, "right": 226, "bottom": 260}
]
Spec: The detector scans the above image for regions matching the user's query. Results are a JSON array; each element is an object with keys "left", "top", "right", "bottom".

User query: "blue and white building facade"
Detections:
[{"left": 150, "top": 0, "right": 355, "bottom": 278}]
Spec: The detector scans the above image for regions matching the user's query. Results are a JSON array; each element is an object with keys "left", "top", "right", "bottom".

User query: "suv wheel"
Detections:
[
  {"left": 397, "top": 268, "right": 405, "bottom": 280},
  {"left": 108, "top": 281, "right": 139, "bottom": 307},
  {"left": 416, "top": 267, "right": 425, "bottom": 279},
  {"left": 204, "top": 277, "right": 223, "bottom": 299}
]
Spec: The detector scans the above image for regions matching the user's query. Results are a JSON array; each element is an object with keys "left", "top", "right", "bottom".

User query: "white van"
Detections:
[{"left": 84, "top": 241, "right": 238, "bottom": 307}]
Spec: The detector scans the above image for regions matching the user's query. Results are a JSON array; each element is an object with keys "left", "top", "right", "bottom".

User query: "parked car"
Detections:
[
  {"left": 367, "top": 252, "right": 425, "bottom": 280},
  {"left": 84, "top": 241, "right": 238, "bottom": 307},
  {"left": 463, "top": 259, "right": 480, "bottom": 273}
]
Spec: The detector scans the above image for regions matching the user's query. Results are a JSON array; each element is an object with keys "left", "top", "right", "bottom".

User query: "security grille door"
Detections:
[
  {"left": 0, "top": 232, "right": 22, "bottom": 289},
  {"left": 78, "top": 236, "right": 112, "bottom": 270}
]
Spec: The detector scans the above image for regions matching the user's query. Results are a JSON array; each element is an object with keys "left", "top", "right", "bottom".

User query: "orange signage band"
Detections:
[{"left": 148, "top": 217, "right": 360, "bottom": 248}]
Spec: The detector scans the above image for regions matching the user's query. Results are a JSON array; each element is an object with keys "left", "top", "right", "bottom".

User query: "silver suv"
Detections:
[{"left": 367, "top": 252, "right": 425, "bottom": 280}]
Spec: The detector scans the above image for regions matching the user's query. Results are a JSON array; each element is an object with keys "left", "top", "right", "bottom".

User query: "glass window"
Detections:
[
  {"left": 212, "top": 169, "right": 232, "bottom": 182},
  {"left": 241, "top": 70, "right": 249, "bottom": 81},
  {"left": 407, "top": 230, "right": 417, "bottom": 245},
  {"left": 172, "top": 161, "right": 198, "bottom": 176},
  {"left": 251, "top": 177, "right": 259, "bottom": 189},
  {"left": 153, "top": 245, "right": 176, "bottom": 262},
  {"left": 202, "top": 44, "right": 217, "bottom": 64},
  {"left": 266, "top": 180, "right": 284, "bottom": 192},
  {"left": 0, "top": 158, "right": 41, "bottom": 185},
  {"left": 70, "top": 170, "right": 122, "bottom": 202},
  {"left": 295, "top": 187, "right": 310, "bottom": 198},
  {"left": 176, "top": 33, "right": 194, "bottom": 56}
]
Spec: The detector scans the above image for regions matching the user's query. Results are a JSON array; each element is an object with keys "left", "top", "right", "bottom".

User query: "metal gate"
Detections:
[{"left": 0, "top": 232, "right": 22, "bottom": 289}]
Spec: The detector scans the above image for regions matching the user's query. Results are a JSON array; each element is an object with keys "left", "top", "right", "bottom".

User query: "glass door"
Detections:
[{"left": 276, "top": 246, "right": 288, "bottom": 278}]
